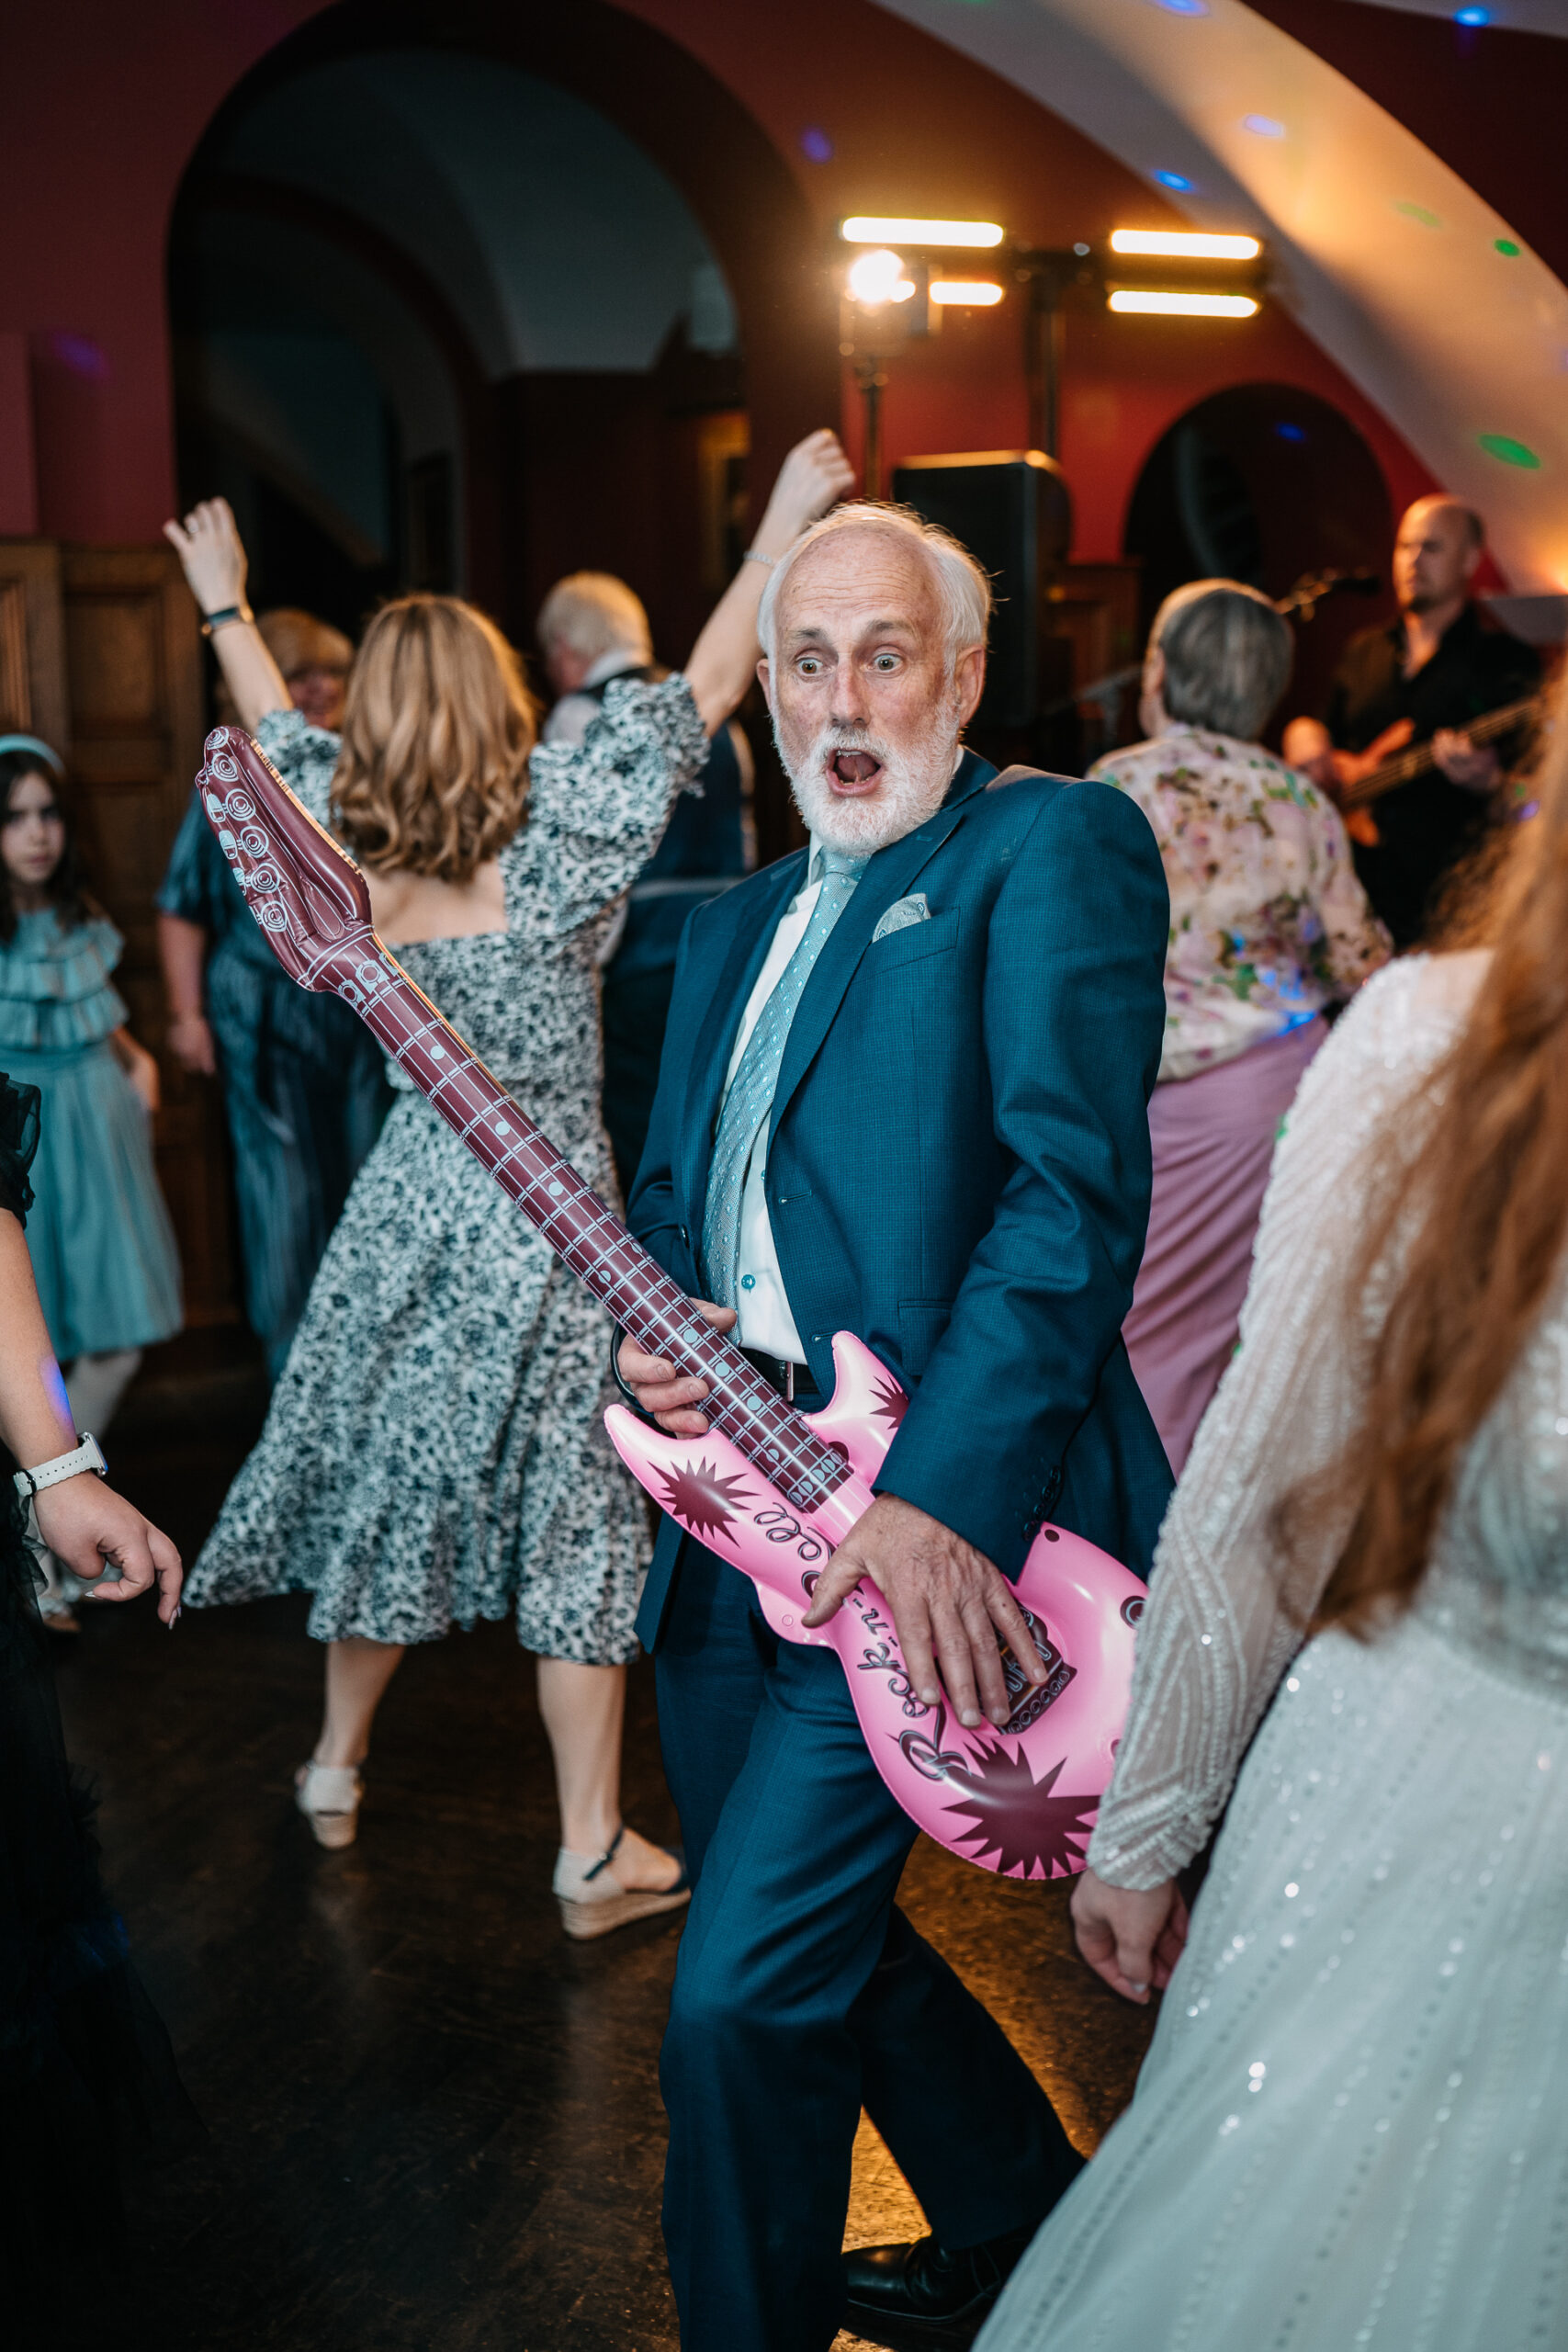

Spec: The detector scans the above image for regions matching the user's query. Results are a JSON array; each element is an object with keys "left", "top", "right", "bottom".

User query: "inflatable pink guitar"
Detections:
[{"left": 196, "top": 728, "right": 1145, "bottom": 1879}]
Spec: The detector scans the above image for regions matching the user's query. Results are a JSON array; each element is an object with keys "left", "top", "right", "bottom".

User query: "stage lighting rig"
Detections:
[{"left": 834, "top": 217, "right": 1266, "bottom": 482}]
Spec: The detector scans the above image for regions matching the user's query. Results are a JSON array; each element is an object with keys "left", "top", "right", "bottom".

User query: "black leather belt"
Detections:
[{"left": 742, "top": 1346, "right": 819, "bottom": 1404}]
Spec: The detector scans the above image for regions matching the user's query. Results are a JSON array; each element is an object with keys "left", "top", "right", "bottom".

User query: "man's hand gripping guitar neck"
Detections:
[{"left": 617, "top": 1307, "right": 1051, "bottom": 1732}]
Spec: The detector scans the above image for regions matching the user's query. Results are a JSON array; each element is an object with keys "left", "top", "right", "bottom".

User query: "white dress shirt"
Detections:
[{"left": 718, "top": 837, "right": 829, "bottom": 1360}]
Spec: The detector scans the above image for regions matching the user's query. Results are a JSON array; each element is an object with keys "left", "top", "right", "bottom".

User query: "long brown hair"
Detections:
[
  {"left": 330, "top": 595, "right": 537, "bottom": 883},
  {"left": 0, "top": 751, "right": 98, "bottom": 944},
  {"left": 1299, "top": 669, "right": 1568, "bottom": 1635}
]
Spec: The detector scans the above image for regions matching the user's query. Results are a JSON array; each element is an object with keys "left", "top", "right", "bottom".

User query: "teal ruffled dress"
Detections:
[{"left": 0, "top": 910, "right": 181, "bottom": 1361}]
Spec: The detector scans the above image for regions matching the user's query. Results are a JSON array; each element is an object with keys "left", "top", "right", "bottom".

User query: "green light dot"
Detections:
[
  {"left": 1495, "top": 237, "right": 1522, "bottom": 257},
  {"left": 1393, "top": 200, "right": 1442, "bottom": 229},
  {"left": 1478, "top": 433, "right": 1540, "bottom": 469}
]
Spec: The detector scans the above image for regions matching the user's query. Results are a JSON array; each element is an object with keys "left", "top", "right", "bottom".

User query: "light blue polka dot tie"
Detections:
[{"left": 702, "top": 845, "right": 869, "bottom": 1308}]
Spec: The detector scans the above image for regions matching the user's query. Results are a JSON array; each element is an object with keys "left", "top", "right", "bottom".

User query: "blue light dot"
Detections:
[
  {"left": 1243, "top": 114, "right": 1287, "bottom": 140},
  {"left": 799, "top": 126, "right": 833, "bottom": 164},
  {"left": 1274, "top": 421, "right": 1306, "bottom": 443},
  {"left": 1153, "top": 169, "right": 1196, "bottom": 192},
  {"left": 1455, "top": 7, "right": 1489, "bottom": 23},
  {"left": 1153, "top": 0, "right": 1209, "bottom": 13}
]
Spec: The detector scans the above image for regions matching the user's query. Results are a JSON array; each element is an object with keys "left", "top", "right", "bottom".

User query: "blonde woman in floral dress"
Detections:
[
  {"left": 164, "top": 433, "right": 852, "bottom": 1933},
  {"left": 1091, "top": 580, "right": 1390, "bottom": 1473}
]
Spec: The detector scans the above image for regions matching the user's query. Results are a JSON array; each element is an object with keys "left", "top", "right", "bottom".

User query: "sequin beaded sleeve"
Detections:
[{"left": 1088, "top": 957, "right": 1475, "bottom": 1890}]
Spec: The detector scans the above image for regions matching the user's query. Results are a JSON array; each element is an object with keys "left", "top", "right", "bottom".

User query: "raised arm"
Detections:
[
  {"left": 163, "top": 497, "right": 291, "bottom": 734},
  {"left": 682, "top": 430, "right": 854, "bottom": 732}
]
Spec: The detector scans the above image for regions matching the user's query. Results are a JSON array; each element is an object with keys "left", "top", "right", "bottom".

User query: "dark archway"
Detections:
[
  {"left": 171, "top": 0, "right": 837, "bottom": 641},
  {"left": 1123, "top": 383, "right": 1395, "bottom": 733}
]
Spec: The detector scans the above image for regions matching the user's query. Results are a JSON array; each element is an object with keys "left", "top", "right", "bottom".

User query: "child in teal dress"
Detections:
[{"left": 0, "top": 738, "right": 181, "bottom": 1625}]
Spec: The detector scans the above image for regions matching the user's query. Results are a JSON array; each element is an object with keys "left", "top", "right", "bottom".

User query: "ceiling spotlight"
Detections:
[
  {"left": 930, "top": 280, "right": 1004, "bottom": 306},
  {"left": 1111, "top": 229, "right": 1260, "bottom": 259},
  {"left": 841, "top": 216, "right": 1004, "bottom": 249},
  {"left": 846, "top": 248, "right": 918, "bottom": 306},
  {"left": 1109, "top": 289, "right": 1259, "bottom": 317}
]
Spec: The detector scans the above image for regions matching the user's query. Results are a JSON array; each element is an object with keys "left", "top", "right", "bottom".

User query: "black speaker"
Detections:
[{"left": 891, "top": 451, "right": 1072, "bottom": 729}]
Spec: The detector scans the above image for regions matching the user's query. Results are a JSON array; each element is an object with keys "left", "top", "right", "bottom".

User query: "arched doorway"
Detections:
[
  {"left": 1123, "top": 384, "right": 1394, "bottom": 733},
  {"left": 169, "top": 0, "right": 838, "bottom": 663}
]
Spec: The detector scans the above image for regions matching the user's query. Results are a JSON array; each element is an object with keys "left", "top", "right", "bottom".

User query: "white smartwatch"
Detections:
[{"left": 14, "top": 1432, "right": 107, "bottom": 1498}]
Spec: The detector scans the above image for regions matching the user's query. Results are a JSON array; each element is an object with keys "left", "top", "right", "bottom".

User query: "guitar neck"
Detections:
[
  {"left": 320, "top": 929, "right": 851, "bottom": 1516},
  {"left": 1341, "top": 693, "right": 1539, "bottom": 808}
]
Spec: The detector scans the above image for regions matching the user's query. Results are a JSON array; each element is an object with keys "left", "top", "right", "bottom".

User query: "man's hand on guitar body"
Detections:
[{"left": 804, "top": 1496, "right": 1048, "bottom": 1734}]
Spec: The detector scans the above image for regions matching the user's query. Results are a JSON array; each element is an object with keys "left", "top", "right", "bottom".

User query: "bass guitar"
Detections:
[
  {"left": 1338, "top": 692, "right": 1540, "bottom": 810},
  {"left": 195, "top": 727, "right": 1145, "bottom": 1880}
]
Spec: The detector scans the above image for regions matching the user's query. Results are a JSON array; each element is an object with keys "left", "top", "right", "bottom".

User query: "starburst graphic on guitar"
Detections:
[
  {"left": 871, "top": 1374, "right": 908, "bottom": 1431},
  {"left": 941, "top": 1745, "right": 1099, "bottom": 1879},
  {"left": 654, "top": 1458, "right": 757, "bottom": 1544}
]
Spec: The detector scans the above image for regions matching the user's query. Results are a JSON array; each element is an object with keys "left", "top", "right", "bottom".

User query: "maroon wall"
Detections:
[{"left": 2, "top": 0, "right": 1445, "bottom": 571}]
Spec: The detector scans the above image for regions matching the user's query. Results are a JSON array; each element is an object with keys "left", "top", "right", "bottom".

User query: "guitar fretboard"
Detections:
[{"left": 316, "top": 930, "right": 852, "bottom": 1517}]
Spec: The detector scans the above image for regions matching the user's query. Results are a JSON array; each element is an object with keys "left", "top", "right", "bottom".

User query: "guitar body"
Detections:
[
  {"left": 606, "top": 1333, "right": 1143, "bottom": 1877},
  {"left": 196, "top": 725, "right": 1144, "bottom": 1879}
]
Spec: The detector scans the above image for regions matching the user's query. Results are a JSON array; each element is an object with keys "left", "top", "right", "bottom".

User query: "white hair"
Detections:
[
  {"left": 536, "top": 571, "right": 653, "bottom": 665},
  {"left": 757, "top": 502, "right": 992, "bottom": 674}
]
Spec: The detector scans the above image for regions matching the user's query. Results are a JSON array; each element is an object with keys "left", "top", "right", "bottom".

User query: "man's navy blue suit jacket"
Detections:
[{"left": 626, "top": 748, "right": 1175, "bottom": 1653}]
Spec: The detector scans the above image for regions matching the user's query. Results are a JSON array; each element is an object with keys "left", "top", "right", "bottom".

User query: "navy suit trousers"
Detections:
[{"left": 655, "top": 1538, "right": 1085, "bottom": 2352}]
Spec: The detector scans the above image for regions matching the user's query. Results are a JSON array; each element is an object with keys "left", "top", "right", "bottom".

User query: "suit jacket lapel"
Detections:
[
  {"left": 681, "top": 849, "right": 806, "bottom": 1216},
  {"left": 768, "top": 752, "right": 994, "bottom": 1136}
]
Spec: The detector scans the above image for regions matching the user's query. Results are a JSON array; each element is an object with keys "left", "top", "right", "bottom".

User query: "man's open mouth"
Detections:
[{"left": 829, "top": 749, "right": 884, "bottom": 791}]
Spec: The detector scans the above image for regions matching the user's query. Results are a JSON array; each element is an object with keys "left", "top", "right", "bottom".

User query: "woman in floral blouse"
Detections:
[{"left": 1090, "top": 579, "right": 1390, "bottom": 1471}]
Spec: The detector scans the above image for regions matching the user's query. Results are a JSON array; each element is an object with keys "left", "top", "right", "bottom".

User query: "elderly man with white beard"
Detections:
[{"left": 616, "top": 503, "right": 1172, "bottom": 2352}]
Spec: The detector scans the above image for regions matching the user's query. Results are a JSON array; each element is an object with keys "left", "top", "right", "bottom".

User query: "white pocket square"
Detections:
[{"left": 872, "top": 894, "right": 931, "bottom": 944}]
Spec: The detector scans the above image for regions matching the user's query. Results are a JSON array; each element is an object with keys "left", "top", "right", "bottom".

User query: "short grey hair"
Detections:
[
  {"left": 1151, "top": 578, "right": 1293, "bottom": 742},
  {"left": 758, "top": 502, "right": 991, "bottom": 674},
  {"left": 536, "top": 571, "right": 653, "bottom": 665}
]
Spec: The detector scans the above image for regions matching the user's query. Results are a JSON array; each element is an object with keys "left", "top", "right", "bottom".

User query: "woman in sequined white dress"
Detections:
[{"left": 981, "top": 690, "right": 1568, "bottom": 2347}]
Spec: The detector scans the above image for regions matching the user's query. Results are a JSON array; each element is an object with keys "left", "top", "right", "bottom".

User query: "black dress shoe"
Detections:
[{"left": 842, "top": 2221, "right": 1038, "bottom": 2348}]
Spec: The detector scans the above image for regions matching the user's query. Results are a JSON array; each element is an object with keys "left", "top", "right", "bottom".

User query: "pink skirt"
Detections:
[{"left": 1123, "top": 1018, "right": 1327, "bottom": 1476}]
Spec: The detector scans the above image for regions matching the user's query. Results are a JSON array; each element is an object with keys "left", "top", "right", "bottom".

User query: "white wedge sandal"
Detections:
[
  {"left": 553, "top": 1825, "right": 690, "bottom": 1940},
  {"left": 294, "top": 1760, "right": 363, "bottom": 1849}
]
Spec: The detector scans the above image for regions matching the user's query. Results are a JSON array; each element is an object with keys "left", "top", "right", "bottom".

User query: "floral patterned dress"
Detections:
[
  {"left": 183, "top": 681, "right": 706, "bottom": 1662},
  {"left": 1089, "top": 726, "right": 1390, "bottom": 1081}
]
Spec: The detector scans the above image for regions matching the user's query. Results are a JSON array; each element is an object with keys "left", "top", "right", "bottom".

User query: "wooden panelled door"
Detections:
[{"left": 0, "top": 537, "right": 240, "bottom": 1330}]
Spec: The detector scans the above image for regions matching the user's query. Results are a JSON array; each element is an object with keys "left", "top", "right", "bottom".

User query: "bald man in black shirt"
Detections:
[{"left": 1284, "top": 497, "right": 1540, "bottom": 949}]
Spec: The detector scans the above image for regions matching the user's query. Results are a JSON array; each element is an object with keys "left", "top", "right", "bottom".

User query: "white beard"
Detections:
[{"left": 781, "top": 720, "right": 961, "bottom": 855}]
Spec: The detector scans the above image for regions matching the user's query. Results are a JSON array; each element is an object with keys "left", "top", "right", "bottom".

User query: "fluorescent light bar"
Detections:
[
  {"left": 1110, "top": 229, "right": 1260, "bottom": 260},
  {"left": 1109, "top": 288, "right": 1258, "bottom": 317},
  {"left": 930, "top": 280, "right": 1004, "bottom": 306},
  {"left": 841, "top": 216, "right": 1004, "bottom": 249}
]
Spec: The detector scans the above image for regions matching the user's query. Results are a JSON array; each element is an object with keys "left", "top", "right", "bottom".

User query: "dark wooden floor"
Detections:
[{"left": 48, "top": 1350, "right": 1156, "bottom": 2350}]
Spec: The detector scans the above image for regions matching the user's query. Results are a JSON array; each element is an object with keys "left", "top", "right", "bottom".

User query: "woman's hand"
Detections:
[
  {"left": 165, "top": 1010, "right": 217, "bottom": 1078},
  {"left": 1070, "top": 1868, "right": 1190, "bottom": 2005},
  {"left": 750, "top": 429, "right": 856, "bottom": 560},
  {"left": 163, "top": 496, "right": 248, "bottom": 616},
  {"left": 112, "top": 1029, "right": 161, "bottom": 1114},
  {"left": 160, "top": 503, "right": 290, "bottom": 733},
  {"left": 34, "top": 1475, "right": 184, "bottom": 1625}
]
